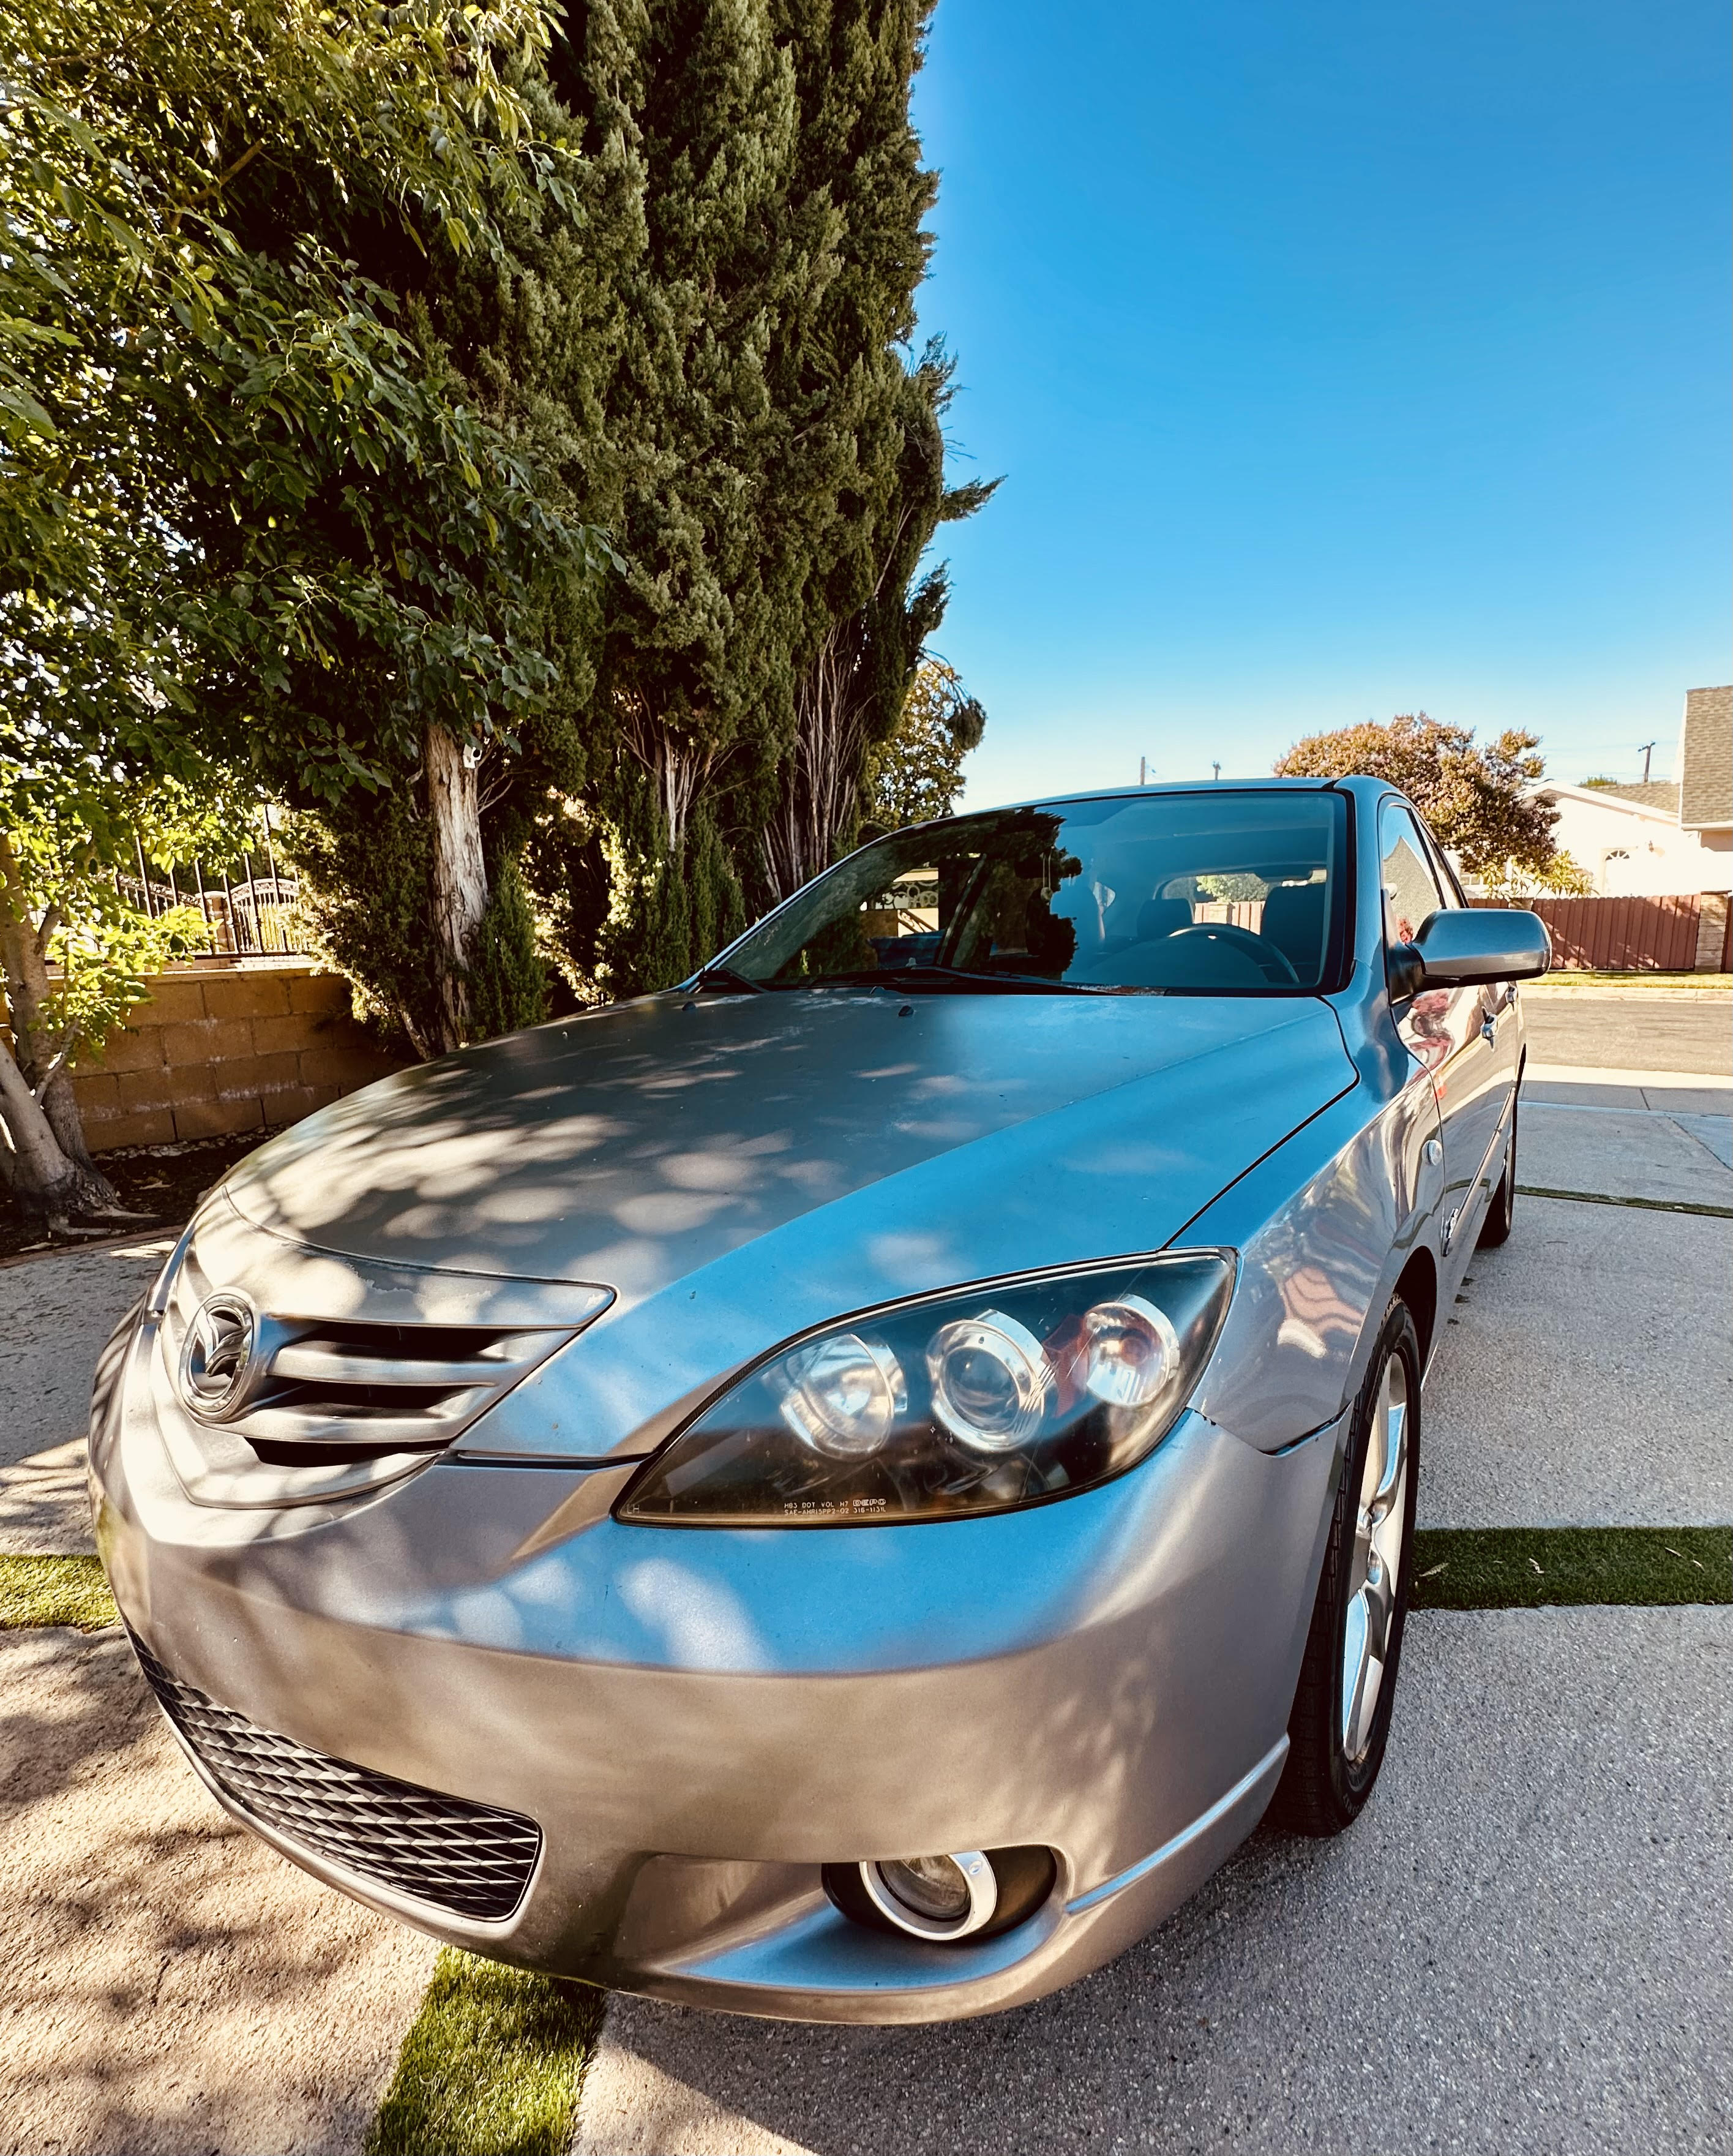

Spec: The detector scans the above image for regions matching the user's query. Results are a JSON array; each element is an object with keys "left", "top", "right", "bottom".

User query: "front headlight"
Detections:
[{"left": 616, "top": 1253, "right": 1234, "bottom": 1528}]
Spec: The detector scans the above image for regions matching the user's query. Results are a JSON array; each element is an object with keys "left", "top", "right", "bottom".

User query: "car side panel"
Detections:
[{"left": 1182, "top": 1072, "right": 1445, "bottom": 1451}]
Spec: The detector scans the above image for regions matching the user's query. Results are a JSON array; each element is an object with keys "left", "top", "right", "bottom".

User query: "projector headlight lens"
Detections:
[
  {"left": 1079, "top": 1294, "right": 1181, "bottom": 1408},
  {"left": 768, "top": 1332, "right": 907, "bottom": 1459},
  {"left": 927, "top": 1310, "right": 1052, "bottom": 1452},
  {"left": 617, "top": 1253, "right": 1233, "bottom": 1528}
]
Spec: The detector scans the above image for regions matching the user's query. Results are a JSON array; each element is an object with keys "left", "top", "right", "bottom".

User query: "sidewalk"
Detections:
[{"left": 0, "top": 1239, "right": 168, "bottom": 1557}]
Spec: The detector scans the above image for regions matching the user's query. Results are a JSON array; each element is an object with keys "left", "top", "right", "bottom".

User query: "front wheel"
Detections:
[{"left": 1273, "top": 1298, "right": 1421, "bottom": 1837}]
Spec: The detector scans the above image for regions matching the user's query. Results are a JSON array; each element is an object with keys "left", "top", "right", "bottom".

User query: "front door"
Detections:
[{"left": 1378, "top": 800, "right": 1516, "bottom": 1260}]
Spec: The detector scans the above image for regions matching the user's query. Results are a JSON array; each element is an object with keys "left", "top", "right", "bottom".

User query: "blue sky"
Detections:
[{"left": 909, "top": 0, "right": 1731, "bottom": 808}]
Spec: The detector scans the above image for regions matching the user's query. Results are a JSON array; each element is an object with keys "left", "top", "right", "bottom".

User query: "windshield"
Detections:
[{"left": 719, "top": 789, "right": 1349, "bottom": 995}]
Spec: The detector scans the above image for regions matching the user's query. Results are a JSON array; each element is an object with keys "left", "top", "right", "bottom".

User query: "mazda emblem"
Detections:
[{"left": 178, "top": 1292, "right": 258, "bottom": 1420}]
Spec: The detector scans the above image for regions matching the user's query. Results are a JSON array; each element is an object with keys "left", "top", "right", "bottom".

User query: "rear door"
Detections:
[{"left": 1378, "top": 799, "right": 1513, "bottom": 1256}]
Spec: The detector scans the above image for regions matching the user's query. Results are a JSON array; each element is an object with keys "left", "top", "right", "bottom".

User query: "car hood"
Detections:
[{"left": 226, "top": 988, "right": 1353, "bottom": 1305}]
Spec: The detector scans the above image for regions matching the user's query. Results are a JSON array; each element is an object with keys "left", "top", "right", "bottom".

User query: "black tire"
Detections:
[
  {"left": 1477, "top": 1099, "right": 1517, "bottom": 1248},
  {"left": 1273, "top": 1298, "right": 1421, "bottom": 1838}
]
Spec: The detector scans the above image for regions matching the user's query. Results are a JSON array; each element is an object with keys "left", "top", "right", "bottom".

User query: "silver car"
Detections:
[{"left": 91, "top": 778, "right": 1549, "bottom": 2023}]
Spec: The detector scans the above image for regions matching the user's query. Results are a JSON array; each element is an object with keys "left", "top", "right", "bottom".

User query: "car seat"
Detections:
[
  {"left": 1259, "top": 882, "right": 1327, "bottom": 978},
  {"left": 1134, "top": 897, "right": 1193, "bottom": 943}
]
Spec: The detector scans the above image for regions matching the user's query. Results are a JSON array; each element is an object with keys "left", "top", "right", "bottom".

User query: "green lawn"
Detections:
[
  {"left": 0, "top": 1553, "right": 118, "bottom": 1631},
  {"left": 367, "top": 1950, "right": 606, "bottom": 2156},
  {"left": 1410, "top": 1525, "right": 1731, "bottom": 1610}
]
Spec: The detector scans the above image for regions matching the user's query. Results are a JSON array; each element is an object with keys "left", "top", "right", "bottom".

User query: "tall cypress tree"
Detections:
[
  {"left": 529, "top": 0, "right": 990, "bottom": 991},
  {"left": 426, "top": 1, "right": 994, "bottom": 1002},
  {"left": 755, "top": 2, "right": 995, "bottom": 898},
  {"left": 761, "top": 343, "right": 995, "bottom": 897}
]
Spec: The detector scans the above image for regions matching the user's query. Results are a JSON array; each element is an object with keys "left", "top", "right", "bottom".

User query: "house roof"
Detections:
[
  {"left": 1533, "top": 780, "right": 1677, "bottom": 824},
  {"left": 1679, "top": 685, "right": 1732, "bottom": 829},
  {"left": 1588, "top": 779, "right": 1682, "bottom": 814}
]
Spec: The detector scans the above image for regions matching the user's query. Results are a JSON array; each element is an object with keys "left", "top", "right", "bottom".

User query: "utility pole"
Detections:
[
  {"left": 1639, "top": 741, "right": 1656, "bottom": 784},
  {"left": 1139, "top": 756, "right": 1151, "bottom": 785},
  {"left": 1211, "top": 761, "right": 1221, "bottom": 782}
]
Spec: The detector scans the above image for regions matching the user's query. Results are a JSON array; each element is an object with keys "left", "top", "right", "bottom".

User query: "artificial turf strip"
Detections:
[
  {"left": 1518, "top": 1184, "right": 1733, "bottom": 1220},
  {"left": 365, "top": 1948, "right": 605, "bottom": 2156},
  {"left": 1410, "top": 1526, "right": 1732, "bottom": 1611},
  {"left": 0, "top": 1554, "right": 118, "bottom": 1632}
]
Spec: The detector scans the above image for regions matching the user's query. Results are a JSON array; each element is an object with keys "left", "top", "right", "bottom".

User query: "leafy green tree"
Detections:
[
  {"left": 862, "top": 656, "right": 986, "bottom": 831},
  {"left": 551, "top": 0, "right": 830, "bottom": 884},
  {"left": 749, "top": 2, "right": 997, "bottom": 898},
  {"left": 468, "top": 857, "right": 553, "bottom": 1038},
  {"left": 1, "top": 0, "right": 609, "bottom": 1068},
  {"left": 0, "top": 721, "right": 252, "bottom": 1219},
  {"left": 1274, "top": 713, "right": 1562, "bottom": 880},
  {"left": 1479, "top": 849, "right": 1595, "bottom": 898}
]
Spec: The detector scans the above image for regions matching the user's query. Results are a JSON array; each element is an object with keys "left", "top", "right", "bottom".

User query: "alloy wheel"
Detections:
[{"left": 1340, "top": 1351, "right": 1409, "bottom": 1763}]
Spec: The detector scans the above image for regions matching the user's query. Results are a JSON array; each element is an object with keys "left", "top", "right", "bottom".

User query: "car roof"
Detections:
[{"left": 892, "top": 773, "right": 1390, "bottom": 838}]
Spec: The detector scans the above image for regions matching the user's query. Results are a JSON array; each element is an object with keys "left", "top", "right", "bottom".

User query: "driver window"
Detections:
[{"left": 1378, "top": 803, "right": 1447, "bottom": 948}]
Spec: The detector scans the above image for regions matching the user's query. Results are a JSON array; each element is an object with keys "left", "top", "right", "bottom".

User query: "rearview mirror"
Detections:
[{"left": 1393, "top": 907, "right": 1552, "bottom": 993}]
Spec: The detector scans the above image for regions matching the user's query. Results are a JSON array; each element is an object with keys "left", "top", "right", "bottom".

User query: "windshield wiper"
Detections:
[{"left": 689, "top": 964, "right": 766, "bottom": 995}]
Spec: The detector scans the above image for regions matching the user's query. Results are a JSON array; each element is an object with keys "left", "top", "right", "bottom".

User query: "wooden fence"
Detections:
[{"left": 1473, "top": 892, "right": 1730, "bottom": 972}]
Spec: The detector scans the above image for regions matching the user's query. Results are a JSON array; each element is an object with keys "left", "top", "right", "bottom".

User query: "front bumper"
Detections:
[{"left": 92, "top": 1307, "right": 1341, "bottom": 2023}]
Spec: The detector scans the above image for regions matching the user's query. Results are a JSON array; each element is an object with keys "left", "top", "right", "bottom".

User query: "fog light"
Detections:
[{"left": 859, "top": 1850, "right": 997, "bottom": 1940}]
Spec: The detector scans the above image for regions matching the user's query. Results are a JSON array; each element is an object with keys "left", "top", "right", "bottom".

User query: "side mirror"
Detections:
[{"left": 1394, "top": 907, "right": 1552, "bottom": 991}]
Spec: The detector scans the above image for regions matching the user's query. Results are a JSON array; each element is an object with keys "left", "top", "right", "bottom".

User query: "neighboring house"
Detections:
[
  {"left": 1527, "top": 685, "right": 1732, "bottom": 898},
  {"left": 1678, "top": 683, "right": 1732, "bottom": 851}
]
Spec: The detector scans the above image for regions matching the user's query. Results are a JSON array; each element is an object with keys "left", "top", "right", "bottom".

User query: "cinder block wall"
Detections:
[{"left": 69, "top": 961, "right": 407, "bottom": 1152}]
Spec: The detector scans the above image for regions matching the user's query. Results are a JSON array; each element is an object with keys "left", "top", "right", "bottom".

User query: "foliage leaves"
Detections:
[
  {"left": 1274, "top": 712, "right": 1562, "bottom": 879},
  {"left": 863, "top": 654, "right": 986, "bottom": 831},
  {"left": 0, "top": 0, "right": 607, "bottom": 808}
]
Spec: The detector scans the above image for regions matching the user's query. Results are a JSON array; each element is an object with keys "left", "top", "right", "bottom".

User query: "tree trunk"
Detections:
[
  {"left": 425, "top": 723, "right": 490, "bottom": 1053},
  {"left": 42, "top": 1067, "right": 113, "bottom": 1179},
  {"left": 762, "top": 623, "right": 871, "bottom": 905},
  {"left": 616, "top": 698, "right": 717, "bottom": 862},
  {"left": 0, "top": 1039, "right": 119, "bottom": 1222},
  {"left": 0, "top": 831, "right": 121, "bottom": 1208}
]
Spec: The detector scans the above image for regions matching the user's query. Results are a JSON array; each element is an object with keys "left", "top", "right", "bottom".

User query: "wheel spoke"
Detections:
[
  {"left": 1340, "top": 1588, "right": 1374, "bottom": 1757},
  {"left": 1369, "top": 1370, "right": 1409, "bottom": 1580},
  {"left": 1341, "top": 1350, "right": 1410, "bottom": 1764}
]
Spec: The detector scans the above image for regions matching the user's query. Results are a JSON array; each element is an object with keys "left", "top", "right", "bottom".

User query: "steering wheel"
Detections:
[{"left": 1165, "top": 922, "right": 1301, "bottom": 986}]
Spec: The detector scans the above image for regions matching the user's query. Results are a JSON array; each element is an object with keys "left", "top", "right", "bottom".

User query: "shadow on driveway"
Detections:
[{"left": 0, "top": 1626, "right": 435, "bottom": 2156}]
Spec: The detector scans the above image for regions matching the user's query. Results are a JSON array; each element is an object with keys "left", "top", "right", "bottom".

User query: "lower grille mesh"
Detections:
[{"left": 129, "top": 1632, "right": 541, "bottom": 1922}]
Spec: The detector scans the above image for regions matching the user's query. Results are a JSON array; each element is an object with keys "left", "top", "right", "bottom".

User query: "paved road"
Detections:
[
  {"left": 1421, "top": 1198, "right": 1732, "bottom": 1525},
  {"left": 1522, "top": 990, "right": 1731, "bottom": 1075},
  {"left": 577, "top": 1607, "right": 1733, "bottom": 2156}
]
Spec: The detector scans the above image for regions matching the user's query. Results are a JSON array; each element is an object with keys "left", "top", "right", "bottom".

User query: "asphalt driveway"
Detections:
[
  {"left": 576, "top": 1605, "right": 1732, "bottom": 2156},
  {"left": 1520, "top": 985, "right": 1731, "bottom": 1076}
]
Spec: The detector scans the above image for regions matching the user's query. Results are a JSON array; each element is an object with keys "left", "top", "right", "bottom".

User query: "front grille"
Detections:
[
  {"left": 130, "top": 1632, "right": 541, "bottom": 1923},
  {"left": 162, "top": 1252, "right": 582, "bottom": 1460}
]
